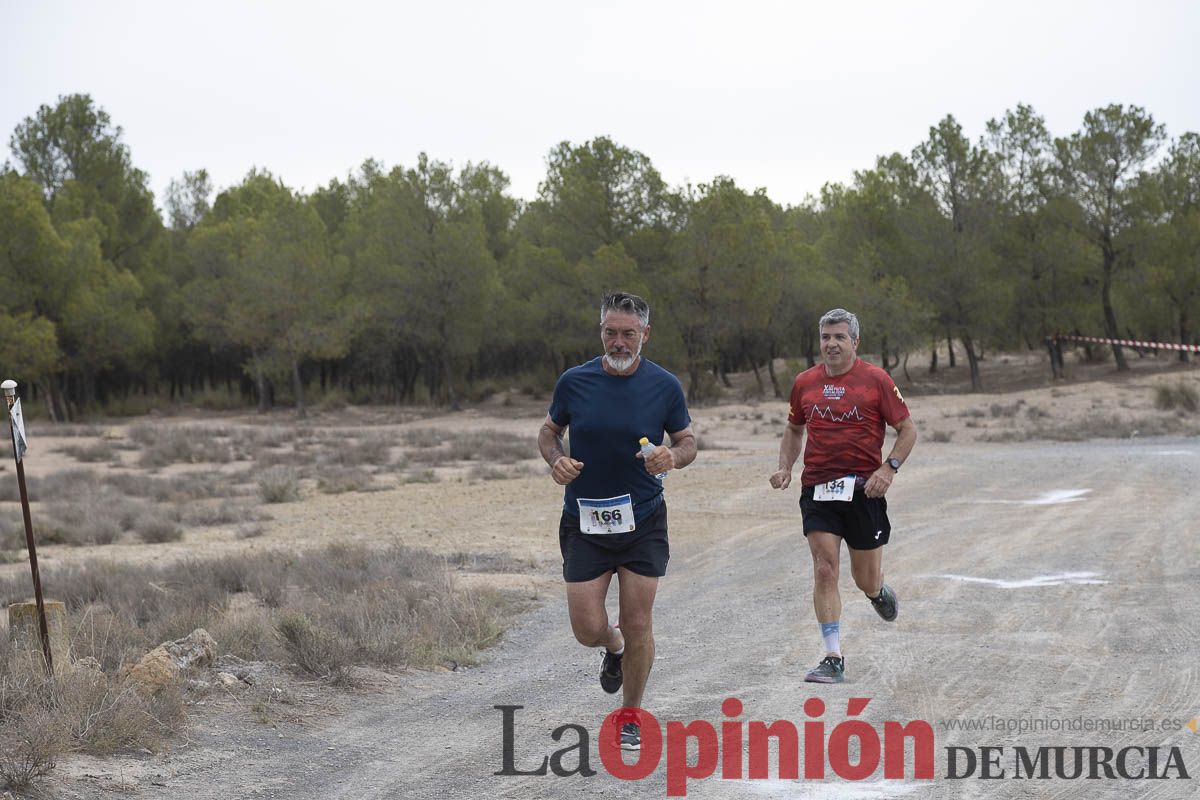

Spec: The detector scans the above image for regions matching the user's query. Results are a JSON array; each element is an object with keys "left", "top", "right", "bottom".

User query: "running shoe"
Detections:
[
  {"left": 600, "top": 649, "right": 624, "bottom": 694},
  {"left": 869, "top": 584, "right": 898, "bottom": 622},
  {"left": 804, "top": 655, "right": 845, "bottom": 684},
  {"left": 620, "top": 722, "right": 641, "bottom": 751}
]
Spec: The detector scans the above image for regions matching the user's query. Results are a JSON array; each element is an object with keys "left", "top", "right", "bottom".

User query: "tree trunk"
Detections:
[
  {"left": 962, "top": 335, "right": 982, "bottom": 391},
  {"left": 251, "top": 349, "right": 270, "bottom": 414},
  {"left": 750, "top": 362, "right": 764, "bottom": 396},
  {"left": 1100, "top": 242, "right": 1128, "bottom": 371},
  {"left": 929, "top": 342, "right": 938, "bottom": 374},
  {"left": 444, "top": 353, "right": 461, "bottom": 411},
  {"left": 1180, "top": 310, "right": 1191, "bottom": 364},
  {"left": 946, "top": 334, "right": 956, "bottom": 368},
  {"left": 41, "top": 380, "right": 60, "bottom": 423},
  {"left": 292, "top": 358, "right": 306, "bottom": 419},
  {"left": 687, "top": 364, "right": 701, "bottom": 405},
  {"left": 902, "top": 352, "right": 912, "bottom": 384},
  {"left": 767, "top": 343, "right": 782, "bottom": 399}
]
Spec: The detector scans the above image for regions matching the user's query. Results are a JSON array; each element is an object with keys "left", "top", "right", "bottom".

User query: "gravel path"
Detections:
[{"left": 54, "top": 436, "right": 1200, "bottom": 800}]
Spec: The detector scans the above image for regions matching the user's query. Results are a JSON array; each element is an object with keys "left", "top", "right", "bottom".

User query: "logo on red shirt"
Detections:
[
  {"left": 810, "top": 405, "right": 866, "bottom": 423},
  {"left": 823, "top": 384, "right": 846, "bottom": 399}
]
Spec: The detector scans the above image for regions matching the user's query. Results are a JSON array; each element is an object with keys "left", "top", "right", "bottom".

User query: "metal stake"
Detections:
[{"left": 2, "top": 380, "right": 54, "bottom": 676}]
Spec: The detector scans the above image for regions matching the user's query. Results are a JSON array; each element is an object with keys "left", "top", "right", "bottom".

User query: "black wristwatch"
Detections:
[{"left": 885, "top": 457, "right": 901, "bottom": 472}]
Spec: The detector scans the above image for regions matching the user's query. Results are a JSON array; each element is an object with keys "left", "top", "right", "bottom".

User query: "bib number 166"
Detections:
[{"left": 590, "top": 508, "right": 623, "bottom": 525}]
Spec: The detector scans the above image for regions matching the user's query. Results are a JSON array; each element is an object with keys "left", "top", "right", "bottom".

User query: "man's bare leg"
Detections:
[
  {"left": 566, "top": 572, "right": 625, "bottom": 652},
  {"left": 615, "top": 568, "right": 659, "bottom": 709}
]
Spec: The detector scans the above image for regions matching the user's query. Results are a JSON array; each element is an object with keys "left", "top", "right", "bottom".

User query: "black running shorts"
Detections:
[
  {"left": 799, "top": 485, "right": 891, "bottom": 550},
  {"left": 559, "top": 499, "right": 669, "bottom": 583}
]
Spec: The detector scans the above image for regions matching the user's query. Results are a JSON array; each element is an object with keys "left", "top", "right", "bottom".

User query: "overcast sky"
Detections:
[{"left": 4, "top": 0, "right": 1198, "bottom": 210}]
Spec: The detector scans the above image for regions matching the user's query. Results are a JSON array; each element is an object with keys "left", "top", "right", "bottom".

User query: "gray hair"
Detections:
[
  {"left": 600, "top": 292, "right": 650, "bottom": 328},
  {"left": 819, "top": 308, "right": 860, "bottom": 341}
]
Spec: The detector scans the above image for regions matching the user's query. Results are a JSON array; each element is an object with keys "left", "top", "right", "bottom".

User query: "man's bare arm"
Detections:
[
  {"left": 539, "top": 415, "right": 583, "bottom": 485},
  {"left": 769, "top": 422, "right": 805, "bottom": 490}
]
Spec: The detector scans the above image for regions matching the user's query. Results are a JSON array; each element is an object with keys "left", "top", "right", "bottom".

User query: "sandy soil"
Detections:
[{"left": 7, "top": 351, "right": 1200, "bottom": 799}]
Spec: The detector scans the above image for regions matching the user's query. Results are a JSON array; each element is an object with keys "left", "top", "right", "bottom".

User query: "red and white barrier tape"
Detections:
[{"left": 1052, "top": 334, "right": 1200, "bottom": 354}]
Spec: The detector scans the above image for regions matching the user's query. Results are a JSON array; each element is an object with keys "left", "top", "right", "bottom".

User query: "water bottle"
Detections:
[{"left": 639, "top": 437, "right": 668, "bottom": 480}]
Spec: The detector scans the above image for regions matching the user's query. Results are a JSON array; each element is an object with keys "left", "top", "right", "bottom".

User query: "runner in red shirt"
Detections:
[{"left": 769, "top": 308, "right": 918, "bottom": 684}]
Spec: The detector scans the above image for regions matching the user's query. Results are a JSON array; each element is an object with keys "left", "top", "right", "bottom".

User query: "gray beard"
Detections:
[{"left": 604, "top": 350, "right": 639, "bottom": 373}]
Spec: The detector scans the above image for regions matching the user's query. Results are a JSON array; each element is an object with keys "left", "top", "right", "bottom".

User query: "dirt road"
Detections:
[{"left": 53, "top": 428, "right": 1200, "bottom": 800}]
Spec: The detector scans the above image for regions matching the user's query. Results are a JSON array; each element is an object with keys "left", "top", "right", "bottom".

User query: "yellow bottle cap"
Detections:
[{"left": 638, "top": 437, "right": 650, "bottom": 446}]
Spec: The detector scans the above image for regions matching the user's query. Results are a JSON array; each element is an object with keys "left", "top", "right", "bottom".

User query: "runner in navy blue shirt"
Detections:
[{"left": 538, "top": 292, "right": 696, "bottom": 752}]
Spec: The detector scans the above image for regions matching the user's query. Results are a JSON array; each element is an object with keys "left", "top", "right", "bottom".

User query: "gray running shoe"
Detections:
[
  {"left": 620, "top": 722, "right": 641, "bottom": 751},
  {"left": 600, "top": 650, "right": 623, "bottom": 694},
  {"left": 869, "top": 584, "right": 898, "bottom": 622},
  {"left": 804, "top": 655, "right": 845, "bottom": 684}
]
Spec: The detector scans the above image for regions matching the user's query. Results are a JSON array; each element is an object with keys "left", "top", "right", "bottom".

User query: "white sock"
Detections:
[
  {"left": 820, "top": 621, "right": 841, "bottom": 656},
  {"left": 608, "top": 625, "right": 624, "bottom": 655}
]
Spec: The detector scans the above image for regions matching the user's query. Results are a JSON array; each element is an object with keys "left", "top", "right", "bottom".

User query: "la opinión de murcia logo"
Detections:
[
  {"left": 495, "top": 700, "right": 1192, "bottom": 796},
  {"left": 496, "top": 698, "right": 935, "bottom": 797}
]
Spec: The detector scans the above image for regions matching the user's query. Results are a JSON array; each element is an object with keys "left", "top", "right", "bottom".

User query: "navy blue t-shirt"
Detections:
[{"left": 549, "top": 357, "right": 691, "bottom": 522}]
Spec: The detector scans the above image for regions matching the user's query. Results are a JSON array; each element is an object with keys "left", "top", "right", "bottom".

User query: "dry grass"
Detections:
[
  {"left": 977, "top": 413, "right": 1200, "bottom": 443},
  {"left": 1154, "top": 382, "right": 1199, "bottom": 412},
  {"left": 0, "top": 620, "right": 187, "bottom": 791},
  {"left": 0, "top": 543, "right": 514, "bottom": 677}
]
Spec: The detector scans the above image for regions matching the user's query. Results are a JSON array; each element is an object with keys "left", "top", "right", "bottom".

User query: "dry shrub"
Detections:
[
  {"left": 317, "top": 468, "right": 375, "bottom": 494},
  {"left": 136, "top": 426, "right": 233, "bottom": 468},
  {"left": 51, "top": 669, "right": 186, "bottom": 756},
  {"left": 174, "top": 501, "right": 266, "bottom": 527},
  {"left": 0, "top": 514, "right": 26, "bottom": 550},
  {"left": 989, "top": 401, "right": 1023, "bottom": 418},
  {"left": 276, "top": 613, "right": 353, "bottom": 684},
  {"left": 236, "top": 522, "right": 266, "bottom": 540},
  {"left": 448, "top": 431, "right": 534, "bottom": 464},
  {"left": 0, "top": 701, "right": 63, "bottom": 789},
  {"left": 107, "top": 471, "right": 242, "bottom": 502},
  {"left": 1032, "top": 414, "right": 1197, "bottom": 441},
  {"left": 0, "top": 625, "right": 186, "bottom": 790},
  {"left": 404, "top": 430, "right": 532, "bottom": 466},
  {"left": 402, "top": 469, "right": 439, "bottom": 484},
  {"left": 317, "top": 438, "right": 393, "bottom": 467},
  {"left": 468, "top": 465, "right": 510, "bottom": 482},
  {"left": 208, "top": 605, "right": 282, "bottom": 662},
  {"left": 401, "top": 428, "right": 444, "bottom": 448},
  {"left": 34, "top": 424, "right": 103, "bottom": 438},
  {"left": 1154, "top": 382, "right": 1199, "bottom": 412},
  {"left": 134, "top": 512, "right": 183, "bottom": 544},
  {"left": 258, "top": 467, "right": 301, "bottom": 503},
  {"left": 57, "top": 441, "right": 119, "bottom": 463},
  {"left": 244, "top": 426, "right": 298, "bottom": 449},
  {"left": 40, "top": 490, "right": 139, "bottom": 546},
  {"left": 929, "top": 430, "right": 954, "bottom": 443}
]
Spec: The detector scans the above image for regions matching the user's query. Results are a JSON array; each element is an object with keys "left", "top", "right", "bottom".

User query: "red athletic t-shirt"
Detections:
[{"left": 787, "top": 358, "right": 910, "bottom": 487}]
